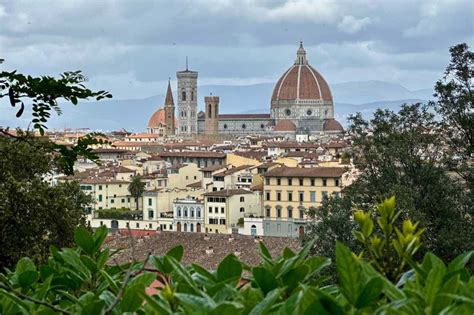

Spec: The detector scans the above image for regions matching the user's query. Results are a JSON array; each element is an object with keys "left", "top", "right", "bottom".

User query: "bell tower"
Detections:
[
  {"left": 163, "top": 79, "right": 175, "bottom": 135},
  {"left": 204, "top": 95, "right": 219, "bottom": 136},
  {"left": 176, "top": 58, "right": 198, "bottom": 136}
]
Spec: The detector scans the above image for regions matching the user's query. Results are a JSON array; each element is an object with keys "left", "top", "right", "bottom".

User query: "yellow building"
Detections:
[
  {"left": 80, "top": 179, "right": 134, "bottom": 211},
  {"left": 203, "top": 189, "right": 262, "bottom": 234},
  {"left": 262, "top": 166, "right": 346, "bottom": 238}
]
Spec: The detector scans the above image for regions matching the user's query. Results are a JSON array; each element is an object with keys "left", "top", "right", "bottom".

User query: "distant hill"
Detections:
[{"left": 0, "top": 80, "right": 434, "bottom": 131}]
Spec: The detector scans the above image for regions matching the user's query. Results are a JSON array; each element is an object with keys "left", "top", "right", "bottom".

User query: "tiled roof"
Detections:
[
  {"left": 323, "top": 119, "right": 344, "bottom": 132},
  {"left": 203, "top": 189, "right": 254, "bottom": 197},
  {"left": 158, "top": 151, "right": 226, "bottom": 158},
  {"left": 218, "top": 114, "right": 271, "bottom": 119},
  {"left": 199, "top": 164, "right": 228, "bottom": 172},
  {"left": 213, "top": 165, "right": 252, "bottom": 177},
  {"left": 186, "top": 181, "right": 202, "bottom": 188},
  {"left": 263, "top": 166, "right": 346, "bottom": 178},
  {"left": 275, "top": 120, "right": 296, "bottom": 132},
  {"left": 108, "top": 232, "right": 300, "bottom": 270}
]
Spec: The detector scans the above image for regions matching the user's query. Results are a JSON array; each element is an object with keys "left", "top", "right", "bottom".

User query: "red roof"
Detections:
[
  {"left": 274, "top": 120, "right": 296, "bottom": 132},
  {"left": 323, "top": 119, "right": 344, "bottom": 132}
]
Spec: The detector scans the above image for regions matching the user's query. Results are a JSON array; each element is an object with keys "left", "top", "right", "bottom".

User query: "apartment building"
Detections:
[
  {"left": 203, "top": 189, "right": 262, "bottom": 234},
  {"left": 262, "top": 166, "right": 346, "bottom": 238}
]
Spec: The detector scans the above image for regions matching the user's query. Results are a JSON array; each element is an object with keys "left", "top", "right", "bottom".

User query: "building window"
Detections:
[
  {"left": 191, "top": 209, "right": 194, "bottom": 217},
  {"left": 288, "top": 208, "right": 293, "bottom": 218},
  {"left": 178, "top": 209, "right": 181, "bottom": 217},
  {"left": 251, "top": 225, "right": 257, "bottom": 236},
  {"left": 149, "top": 223, "right": 153, "bottom": 229},
  {"left": 260, "top": 124, "right": 265, "bottom": 129},
  {"left": 190, "top": 223, "right": 194, "bottom": 232},
  {"left": 240, "top": 196, "right": 245, "bottom": 202},
  {"left": 182, "top": 91, "right": 186, "bottom": 101},
  {"left": 307, "top": 109, "right": 312, "bottom": 116},
  {"left": 215, "top": 207, "right": 219, "bottom": 213},
  {"left": 98, "top": 185, "right": 102, "bottom": 190},
  {"left": 288, "top": 191, "right": 293, "bottom": 201},
  {"left": 191, "top": 91, "right": 194, "bottom": 101},
  {"left": 266, "top": 192, "right": 270, "bottom": 201},
  {"left": 266, "top": 208, "right": 271, "bottom": 217},
  {"left": 220, "top": 219, "right": 226, "bottom": 225},
  {"left": 121, "top": 198, "right": 125, "bottom": 203},
  {"left": 197, "top": 208, "right": 201, "bottom": 218},
  {"left": 310, "top": 179, "right": 315, "bottom": 186},
  {"left": 333, "top": 192, "right": 340, "bottom": 199},
  {"left": 223, "top": 124, "right": 228, "bottom": 129},
  {"left": 299, "top": 178, "right": 303, "bottom": 186},
  {"left": 285, "top": 108, "right": 291, "bottom": 116},
  {"left": 299, "top": 192, "right": 304, "bottom": 202},
  {"left": 221, "top": 207, "right": 224, "bottom": 214},
  {"left": 277, "top": 192, "right": 281, "bottom": 201},
  {"left": 288, "top": 178, "right": 292, "bottom": 186},
  {"left": 299, "top": 209, "right": 304, "bottom": 219},
  {"left": 110, "top": 199, "right": 114, "bottom": 204},
  {"left": 265, "top": 178, "right": 270, "bottom": 185},
  {"left": 323, "top": 178, "right": 327, "bottom": 187},
  {"left": 335, "top": 179, "right": 339, "bottom": 187},
  {"left": 277, "top": 178, "right": 281, "bottom": 185},
  {"left": 208, "top": 207, "right": 212, "bottom": 213},
  {"left": 148, "top": 210, "right": 154, "bottom": 219},
  {"left": 184, "top": 208, "right": 188, "bottom": 217},
  {"left": 136, "top": 223, "right": 140, "bottom": 228},
  {"left": 148, "top": 198, "right": 152, "bottom": 206},
  {"left": 98, "top": 195, "right": 102, "bottom": 202},
  {"left": 322, "top": 191, "right": 329, "bottom": 201},
  {"left": 310, "top": 191, "right": 316, "bottom": 202},
  {"left": 240, "top": 207, "right": 245, "bottom": 212},
  {"left": 126, "top": 222, "right": 129, "bottom": 228},
  {"left": 277, "top": 208, "right": 281, "bottom": 218}
]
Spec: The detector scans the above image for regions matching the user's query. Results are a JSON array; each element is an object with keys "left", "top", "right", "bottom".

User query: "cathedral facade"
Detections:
[{"left": 148, "top": 42, "right": 343, "bottom": 138}]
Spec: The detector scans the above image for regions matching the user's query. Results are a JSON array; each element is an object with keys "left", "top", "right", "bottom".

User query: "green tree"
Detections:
[
  {"left": 345, "top": 103, "right": 472, "bottom": 267},
  {"left": 0, "top": 133, "right": 92, "bottom": 269},
  {"left": 0, "top": 60, "right": 112, "bottom": 175},
  {"left": 305, "top": 197, "right": 360, "bottom": 276},
  {"left": 128, "top": 176, "right": 145, "bottom": 211}
]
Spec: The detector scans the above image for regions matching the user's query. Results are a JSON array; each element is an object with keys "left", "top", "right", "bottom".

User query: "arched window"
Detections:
[
  {"left": 177, "top": 207, "right": 181, "bottom": 217},
  {"left": 251, "top": 225, "right": 257, "bottom": 236},
  {"left": 197, "top": 208, "right": 201, "bottom": 218},
  {"left": 191, "top": 91, "right": 194, "bottom": 101},
  {"left": 184, "top": 207, "right": 188, "bottom": 217},
  {"left": 242, "top": 124, "right": 246, "bottom": 129},
  {"left": 184, "top": 223, "right": 187, "bottom": 232},
  {"left": 240, "top": 207, "right": 245, "bottom": 213},
  {"left": 190, "top": 223, "right": 194, "bottom": 232},
  {"left": 182, "top": 91, "right": 186, "bottom": 101}
]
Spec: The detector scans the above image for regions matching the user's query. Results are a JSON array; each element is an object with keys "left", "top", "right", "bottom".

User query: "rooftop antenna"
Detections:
[{"left": 186, "top": 56, "right": 188, "bottom": 71}]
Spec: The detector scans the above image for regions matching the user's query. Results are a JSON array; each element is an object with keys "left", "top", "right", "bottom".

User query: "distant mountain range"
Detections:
[{"left": 1, "top": 80, "right": 435, "bottom": 131}]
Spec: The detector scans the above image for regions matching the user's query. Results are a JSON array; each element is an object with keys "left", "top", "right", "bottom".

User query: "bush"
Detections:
[
  {"left": 0, "top": 198, "right": 472, "bottom": 314},
  {"left": 95, "top": 208, "right": 141, "bottom": 220}
]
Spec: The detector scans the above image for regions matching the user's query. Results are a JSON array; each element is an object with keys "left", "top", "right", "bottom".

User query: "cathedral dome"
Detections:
[
  {"left": 148, "top": 108, "right": 178, "bottom": 128},
  {"left": 271, "top": 42, "right": 332, "bottom": 105},
  {"left": 148, "top": 108, "right": 166, "bottom": 128},
  {"left": 323, "top": 118, "right": 344, "bottom": 132}
]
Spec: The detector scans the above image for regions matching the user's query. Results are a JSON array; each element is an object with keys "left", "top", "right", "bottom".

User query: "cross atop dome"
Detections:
[{"left": 295, "top": 41, "right": 308, "bottom": 65}]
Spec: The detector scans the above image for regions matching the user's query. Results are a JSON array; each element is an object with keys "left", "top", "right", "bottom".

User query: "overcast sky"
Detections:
[{"left": 0, "top": 0, "right": 473, "bottom": 99}]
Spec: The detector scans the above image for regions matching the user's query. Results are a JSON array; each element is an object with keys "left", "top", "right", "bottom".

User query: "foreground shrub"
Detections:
[{"left": 0, "top": 199, "right": 472, "bottom": 314}]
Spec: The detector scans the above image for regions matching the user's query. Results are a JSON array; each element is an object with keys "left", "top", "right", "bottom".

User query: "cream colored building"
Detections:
[
  {"left": 167, "top": 163, "right": 202, "bottom": 189},
  {"left": 203, "top": 189, "right": 262, "bottom": 234},
  {"left": 80, "top": 179, "right": 135, "bottom": 211},
  {"left": 262, "top": 166, "right": 346, "bottom": 238}
]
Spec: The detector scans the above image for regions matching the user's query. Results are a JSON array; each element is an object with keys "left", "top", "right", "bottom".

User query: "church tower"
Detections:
[
  {"left": 164, "top": 79, "right": 175, "bottom": 136},
  {"left": 176, "top": 59, "right": 198, "bottom": 136},
  {"left": 204, "top": 95, "right": 219, "bottom": 136}
]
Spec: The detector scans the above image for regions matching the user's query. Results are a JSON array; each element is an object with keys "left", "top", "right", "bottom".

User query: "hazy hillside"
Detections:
[{"left": 1, "top": 80, "right": 434, "bottom": 131}]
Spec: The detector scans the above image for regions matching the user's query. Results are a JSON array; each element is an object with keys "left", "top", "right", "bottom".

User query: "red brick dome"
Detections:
[
  {"left": 274, "top": 119, "right": 296, "bottom": 132},
  {"left": 148, "top": 108, "right": 177, "bottom": 128},
  {"left": 323, "top": 119, "right": 344, "bottom": 132},
  {"left": 271, "top": 42, "right": 332, "bottom": 104}
]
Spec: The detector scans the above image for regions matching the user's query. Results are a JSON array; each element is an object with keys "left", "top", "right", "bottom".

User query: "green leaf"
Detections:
[
  {"left": 16, "top": 257, "right": 36, "bottom": 275},
  {"left": 424, "top": 262, "right": 446, "bottom": 305},
  {"left": 166, "top": 245, "right": 184, "bottom": 262},
  {"left": 249, "top": 288, "right": 283, "bottom": 315},
  {"left": 121, "top": 284, "right": 146, "bottom": 312},
  {"left": 192, "top": 263, "right": 217, "bottom": 282},
  {"left": 81, "top": 300, "right": 105, "bottom": 315},
  {"left": 18, "top": 270, "right": 39, "bottom": 288},
  {"left": 252, "top": 266, "right": 278, "bottom": 295},
  {"left": 80, "top": 255, "right": 98, "bottom": 273},
  {"left": 283, "top": 247, "right": 296, "bottom": 259},
  {"left": 259, "top": 241, "right": 274, "bottom": 265},
  {"left": 71, "top": 96, "right": 78, "bottom": 105},
  {"left": 447, "top": 251, "right": 473, "bottom": 274},
  {"left": 217, "top": 254, "right": 242, "bottom": 282},
  {"left": 93, "top": 225, "right": 108, "bottom": 253},
  {"left": 74, "top": 227, "right": 95, "bottom": 255},
  {"left": 335, "top": 242, "right": 361, "bottom": 305},
  {"left": 281, "top": 265, "right": 309, "bottom": 293},
  {"left": 355, "top": 277, "right": 383, "bottom": 309},
  {"left": 140, "top": 292, "right": 173, "bottom": 314}
]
